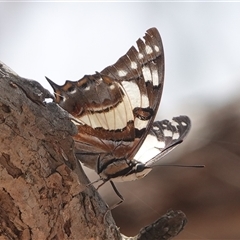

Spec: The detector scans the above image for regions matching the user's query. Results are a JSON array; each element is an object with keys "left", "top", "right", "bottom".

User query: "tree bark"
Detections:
[{"left": 0, "top": 61, "right": 187, "bottom": 240}]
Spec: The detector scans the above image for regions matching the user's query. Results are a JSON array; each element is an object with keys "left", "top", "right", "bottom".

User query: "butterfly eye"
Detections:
[{"left": 136, "top": 163, "right": 145, "bottom": 172}]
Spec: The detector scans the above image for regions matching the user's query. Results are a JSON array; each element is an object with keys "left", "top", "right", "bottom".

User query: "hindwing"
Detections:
[{"left": 134, "top": 116, "right": 191, "bottom": 166}]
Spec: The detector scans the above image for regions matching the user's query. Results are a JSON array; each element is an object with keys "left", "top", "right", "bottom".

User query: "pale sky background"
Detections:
[{"left": 1, "top": 2, "right": 240, "bottom": 124}]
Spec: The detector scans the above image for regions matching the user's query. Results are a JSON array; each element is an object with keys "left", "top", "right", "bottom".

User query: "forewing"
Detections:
[
  {"left": 100, "top": 27, "right": 164, "bottom": 159},
  {"left": 133, "top": 116, "right": 191, "bottom": 166}
]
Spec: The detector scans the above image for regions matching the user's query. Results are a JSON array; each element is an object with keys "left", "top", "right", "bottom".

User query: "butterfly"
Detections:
[{"left": 46, "top": 28, "right": 191, "bottom": 200}]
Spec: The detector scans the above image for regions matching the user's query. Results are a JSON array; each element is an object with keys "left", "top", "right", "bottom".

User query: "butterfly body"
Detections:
[{"left": 47, "top": 28, "right": 191, "bottom": 185}]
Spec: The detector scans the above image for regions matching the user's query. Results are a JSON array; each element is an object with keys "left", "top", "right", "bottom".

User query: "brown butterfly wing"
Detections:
[{"left": 47, "top": 28, "right": 164, "bottom": 165}]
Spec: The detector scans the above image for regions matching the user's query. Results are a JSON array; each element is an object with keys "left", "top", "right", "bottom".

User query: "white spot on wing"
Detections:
[
  {"left": 142, "top": 66, "right": 152, "bottom": 82},
  {"left": 131, "top": 61, "right": 137, "bottom": 69},
  {"left": 141, "top": 94, "right": 149, "bottom": 108},
  {"left": 121, "top": 81, "right": 141, "bottom": 109},
  {"left": 85, "top": 85, "right": 90, "bottom": 91},
  {"left": 164, "top": 129, "right": 172, "bottom": 137},
  {"left": 182, "top": 121, "right": 187, "bottom": 126},
  {"left": 70, "top": 88, "right": 77, "bottom": 94},
  {"left": 152, "top": 68, "right": 159, "bottom": 86},
  {"left": 145, "top": 45, "right": 153, "bottom": 54},
  {"left": 172, "top": 132, "right": 180, "bottom": 140},
  {"left": 154, "top": 45, "right": 160, "bottom": 52},
  {"left": 109, "top": 84, "right": 115, "bottom": 90},
  {"left": 134, "top": 118, "right": 148, "bottom": 131},
  {"left": 113, "top": 94, "right": 133, "bottom": 129},
  {"left": 138, "top": 53, "right": 144, "bottom": 59},
  {"left": 118, "top": 70, "right": 127, "bottom": 77}
]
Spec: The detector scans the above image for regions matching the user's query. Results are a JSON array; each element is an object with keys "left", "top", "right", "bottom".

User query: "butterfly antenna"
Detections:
[
  {"left": 103, "top": 181, "right": 125, "bottom": 222},
  {"left": 109, "top": 180, "right": 124, "bottom": 209},
  {"left": 154, "top": 164, "right": 205, "bottom": 168}
]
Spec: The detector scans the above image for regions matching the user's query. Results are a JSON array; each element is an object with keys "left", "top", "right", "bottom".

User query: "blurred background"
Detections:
[{"left": 1, "top": 2, "right": 240, "bottom": 239}]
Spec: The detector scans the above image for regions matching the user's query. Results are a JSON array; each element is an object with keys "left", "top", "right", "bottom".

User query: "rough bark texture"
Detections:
[{"left": 0, "top": 61, "right": 186, "bottom": 240}]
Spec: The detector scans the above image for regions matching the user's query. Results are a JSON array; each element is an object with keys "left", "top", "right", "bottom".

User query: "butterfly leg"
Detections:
[
  {"left": 96, "top": 179, "right": 107, "bottom": 190},
  {"left": 86, "top": 177, "right": 103, "bottom": 187},
  {"left": 109, "top": 180, "right": 124, "bottom": 209},
  {"left": 104, "top": 180, "right": 125, "bottom": 221},
  {"left": 90, "top": 179, "right": 124, "bottom": 209}
]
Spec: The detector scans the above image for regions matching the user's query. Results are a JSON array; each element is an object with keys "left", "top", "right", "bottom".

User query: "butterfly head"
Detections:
[
  {"left": 133, "top": 163, "right": 152, "bottom": 179},
  {"left": 112, "top": 163, "right": 152, "bottom": 182}
]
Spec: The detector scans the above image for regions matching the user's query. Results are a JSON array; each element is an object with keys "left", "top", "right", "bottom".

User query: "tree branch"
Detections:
[{"left": 0, "top": 61, "right": 187, "bottom": 240}]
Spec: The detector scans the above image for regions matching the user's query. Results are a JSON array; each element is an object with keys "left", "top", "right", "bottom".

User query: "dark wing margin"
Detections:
[{"left": 134, "top": 116, "right": 191, "bottom": 166}]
